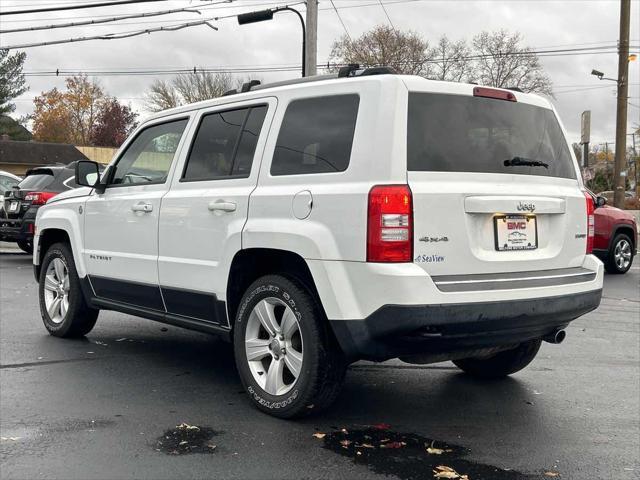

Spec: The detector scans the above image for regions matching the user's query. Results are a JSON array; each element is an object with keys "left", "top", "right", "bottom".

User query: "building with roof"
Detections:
[{"left": 0, "top": 137, "right": 89, "bottom": 175}]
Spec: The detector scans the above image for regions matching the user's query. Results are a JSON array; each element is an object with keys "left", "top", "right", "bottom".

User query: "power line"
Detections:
[
  {"left": 329, "top": 0, "right": 351, "bottom": 40},
  {"left": 0, "top": 1, "right": 232, "bottom": 34},
  {"left": 3, "top": 19, "right": 219, "bottom": 49},
  {"left": 0, "top": 0, "right": 168, "bottom": 16},
  {"left": 378, "top": 0, "right": 396, "bottom": 31}
]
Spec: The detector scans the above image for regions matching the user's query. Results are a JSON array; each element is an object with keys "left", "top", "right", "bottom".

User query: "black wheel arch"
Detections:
[
  {"left": 608, "top": 224, "right": 636, "bottom": 253},
  {"left": 226, "top": 248, "right": 326, "bottom": 331},
  {"left": 35, "top": 228, "right": 71, "bottom": 280}
]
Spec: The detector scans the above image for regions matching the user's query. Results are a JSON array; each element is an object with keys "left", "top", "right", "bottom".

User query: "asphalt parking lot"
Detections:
[{"left": 1, "top": 244, "right": 638, "bottom": 480}]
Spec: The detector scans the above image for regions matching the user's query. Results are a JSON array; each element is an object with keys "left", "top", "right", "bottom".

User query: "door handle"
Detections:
[
  {"left": 208, "top": 200, "right": 237, "bottom": 213},
  {"left": 131, "top": 202, "right": 153, "bottom": 213}
]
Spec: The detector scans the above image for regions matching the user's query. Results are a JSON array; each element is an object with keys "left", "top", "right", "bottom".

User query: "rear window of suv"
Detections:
[
  {"left": 407, "top": 93, "right": 576, "bottom": 179},
  {"left": 18, "top": 170, "right": 56, "bottom": 190}
]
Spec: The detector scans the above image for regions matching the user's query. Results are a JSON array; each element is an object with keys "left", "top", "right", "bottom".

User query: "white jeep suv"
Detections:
[{"left": 34, "top": 69, "right": 603, "bottom": 418}]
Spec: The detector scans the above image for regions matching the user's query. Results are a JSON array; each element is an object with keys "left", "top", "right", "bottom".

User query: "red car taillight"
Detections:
[
  {"left": 584, "top": 191, "right": 595, "bottom": 254},
  {"left": 367, "top": 185, "right": 413, "bottom": 263},
  {"left": 24, "top": 191, "right": 57, "bottom": 205}
]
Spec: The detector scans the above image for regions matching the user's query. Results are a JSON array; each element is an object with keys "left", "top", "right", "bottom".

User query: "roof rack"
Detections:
[{"left": 222, "top": 65, "right": 398, "bottom": 96}]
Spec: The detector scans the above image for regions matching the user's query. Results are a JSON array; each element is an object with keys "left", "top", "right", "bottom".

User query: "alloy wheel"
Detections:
[
  {"left": 614, "top": 239, "right": 632, "bottom": 271},
  {"left": 43, "top": 257, "right": 70, "bottom": 324},
  {"left": 244, "top": 297, "right": 304, "bottom": 396}
]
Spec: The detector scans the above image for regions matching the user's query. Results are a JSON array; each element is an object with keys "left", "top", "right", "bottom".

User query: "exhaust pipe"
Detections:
[{"left": 543, "top": 329, "right": 566, "bottom": 344}]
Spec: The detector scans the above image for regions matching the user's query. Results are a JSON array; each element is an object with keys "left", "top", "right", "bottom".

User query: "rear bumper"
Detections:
[
  {"left": 330, "top": 289, "right": 602, "bottom": 362},
  {"left": 0, "top": 218, "right": 34, "bottom": 242}
]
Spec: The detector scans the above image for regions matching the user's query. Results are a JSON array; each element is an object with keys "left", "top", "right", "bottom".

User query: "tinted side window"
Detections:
[
  {"left": 111, "top": 119, "right": 188, "bottom": 186},
  {"left": 183, "top": 109, "right": 247, "bottom": 181},
  {"left": 232, "top": 106, "right": 268, "bottom": 177},
  {"left": 271, "top": 95, "right": 359, "bottom": 176}
]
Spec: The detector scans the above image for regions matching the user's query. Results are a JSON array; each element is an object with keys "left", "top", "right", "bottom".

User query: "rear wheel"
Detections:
[
  {"left": 605, "top": 233, "right": 634, "bottom": 274},
  {"left": 39, "top": 242, "right": 99, "bottom": 338},
  {"left": 17, "top": 240, "right": 33, "bottom": 254},
  {"left": 234, "top": 275, "right": 346, "bottom": 418},
  {"left": 453, "top": 339, "right": 542, "bottom": 378}
]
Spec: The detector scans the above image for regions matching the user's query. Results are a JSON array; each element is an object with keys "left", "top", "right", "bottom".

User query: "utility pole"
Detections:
[
  {"left": 305, "top": 0, "right": 318, "bottom": 76},
  {"left": 613, "top": 0, "right": 630, "bottom": 208}
]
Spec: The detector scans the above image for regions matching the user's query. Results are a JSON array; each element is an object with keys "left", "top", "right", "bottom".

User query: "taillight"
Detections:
[
  {"left": 24, "top": 191, "right": 57, "bottom": 205},
  {"left": 584, "top": 191, "right": 595, "bottom": 254},
  {"left": 367, "top": 185, "right": 413, "bottom": 262}
]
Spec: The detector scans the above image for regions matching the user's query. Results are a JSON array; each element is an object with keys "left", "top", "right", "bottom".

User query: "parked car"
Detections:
[
  {"left": 588, "top": 191, "right": 637, "bottom": 274},
  {"left": 34, "top": 70, "right": 603, "bottom": 418},
  {"left": 0, "top": 170, "right": 21, "bottom": 221},
  {"left": 1, "top": 162, "right": 95, "bottom": 253}
]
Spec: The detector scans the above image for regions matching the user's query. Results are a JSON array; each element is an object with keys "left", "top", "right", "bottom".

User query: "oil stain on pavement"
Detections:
[
  {"left": 155, "top": 423, "right": 220, "bottom": 455},
  {"left": 317, "top": 425, "right": 539, "bottom": 480}
]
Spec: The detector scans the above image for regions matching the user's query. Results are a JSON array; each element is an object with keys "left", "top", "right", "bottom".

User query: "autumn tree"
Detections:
[
  {"left": 0, "top": 49, "right": 28, "bottom": 115},
  {"left": 64, "top": 75, "right": 105, "bottom": 145},
  {"left": 32, "top": 87, "right": 73, "bottom": 143},
  {"left": 33, "top": 75, "right": 105, "bottom": 144},
  {"left": 329, "top": 25, "right": 432, "bottom": 76},
  {"left": 90, "top": 97, "right": 138, "bottom": 147},
  {"left": 428, "top": 36, "right": 473, "bottom": 82},
  {"left": 472, "top": 30, "right": 552, "bottom": 95},
  {"left": 144, "top": 71, "right": 236, "bottom": 112}
]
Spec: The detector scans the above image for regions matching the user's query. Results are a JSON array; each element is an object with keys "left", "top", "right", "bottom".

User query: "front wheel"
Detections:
[
  {"left": 605, "top": 233, "right": 634, "bottom": 274},
  {"left": 233, "top": 275, "right": 346, "bottom": 418},
  {"left": 39, "top": 242, "right": 99, "bottom": 337},
  {"left": 453, "top": 339, "right": 542, "bottom": 379}
]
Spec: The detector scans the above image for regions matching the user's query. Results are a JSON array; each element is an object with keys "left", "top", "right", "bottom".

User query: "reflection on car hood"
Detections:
[{"left": 47, "top": 187, "right": 93, "bottom": 204}]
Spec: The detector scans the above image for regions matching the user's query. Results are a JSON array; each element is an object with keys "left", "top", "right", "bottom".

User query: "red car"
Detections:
[{"left": 590, "top": 192, "right": 638, "bottom": 274}]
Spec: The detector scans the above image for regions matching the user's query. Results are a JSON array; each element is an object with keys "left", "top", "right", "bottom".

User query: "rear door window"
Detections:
[
  {"left": 407, "top": 93, "right": 576, "bottom": 179},
  {"left": 182, "top": 105, "right": 267, "bottom": 181},
  {"left": 271, "top": 94, "right": 359, "bottom": 176}
]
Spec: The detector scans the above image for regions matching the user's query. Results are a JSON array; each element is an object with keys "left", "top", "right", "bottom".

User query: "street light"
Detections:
[
  {"left": 238, "top": 7, "right": 306, "bottom": 77},
  {"left": 590, "top": 69, "right": 618, "bottom": 83}
]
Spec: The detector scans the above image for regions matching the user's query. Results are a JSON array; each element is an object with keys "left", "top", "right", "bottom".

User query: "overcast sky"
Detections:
[{"left": 1, "top": 0, "right": 638, "bottom": 147}]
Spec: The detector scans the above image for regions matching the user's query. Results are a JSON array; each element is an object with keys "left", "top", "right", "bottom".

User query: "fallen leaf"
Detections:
[
  {"left": 372, "top": 423, "right": 391, "bottom": 430},
  {"left": 356, "top": 451, "right": 362, "bottom": 456},
  {"left": 359, "top": 443, "right": 375, "bottom": 449},
  {"left": 427, "top": 447, "right": 446, "bottom": 455},
  {"left": 433, "top": 465, "right": 468, "bottom": 479},
  {"left": 380, "top": 441, "right": 406, "bottom": 449},
  {"left": 312, "top": 433, "right": 326, "bottom": 439},
  {"left": 207, "top": 444, "right": 217, "bottom": 450},
  {"left": 179, "top": 441, "right": 188, "bottom": 446},
  {"left": 340, "top": 440, "right": 352, "bottom": 448},
  {"left": 544, "top": 472, "right": 560, "bottom": 478}
]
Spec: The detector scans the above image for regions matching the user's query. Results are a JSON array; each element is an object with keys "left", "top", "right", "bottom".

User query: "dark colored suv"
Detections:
[{"left": 1, "top": 163, "right": 85, "bottom": 253}]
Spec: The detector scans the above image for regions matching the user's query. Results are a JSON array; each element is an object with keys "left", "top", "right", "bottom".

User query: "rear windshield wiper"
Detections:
[{"left": 504, "top": 157, "right": 549, "bottom": 169}]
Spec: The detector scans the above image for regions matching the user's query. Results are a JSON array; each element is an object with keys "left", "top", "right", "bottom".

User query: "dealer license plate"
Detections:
[{"left": 494, "top": 214, "right": 538, "bottom": 251}]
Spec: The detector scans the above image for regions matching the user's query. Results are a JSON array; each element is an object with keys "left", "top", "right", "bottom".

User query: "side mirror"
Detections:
[
  {"left": 75, "top": 160, "right": 101, "bottom": 188},
  {"left": 595, "top": 196, "right": 607, "bottom": 208}
]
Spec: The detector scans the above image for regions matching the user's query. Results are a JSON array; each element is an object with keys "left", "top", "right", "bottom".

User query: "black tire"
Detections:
[
  {"left": 233, "top": 275, "right": 346, "bottom": 419},
  {"left": 604, "top": 233, "right": 634, "bottom": 274},
  {"left": 453, "top": 339, "right": 542, "bottom": 379},
  {"left": 39, "top": 242, "right": 99, "bottom": 338},
  {"left": 17, "top": 240, "right": 33, "bottom": 254}
]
